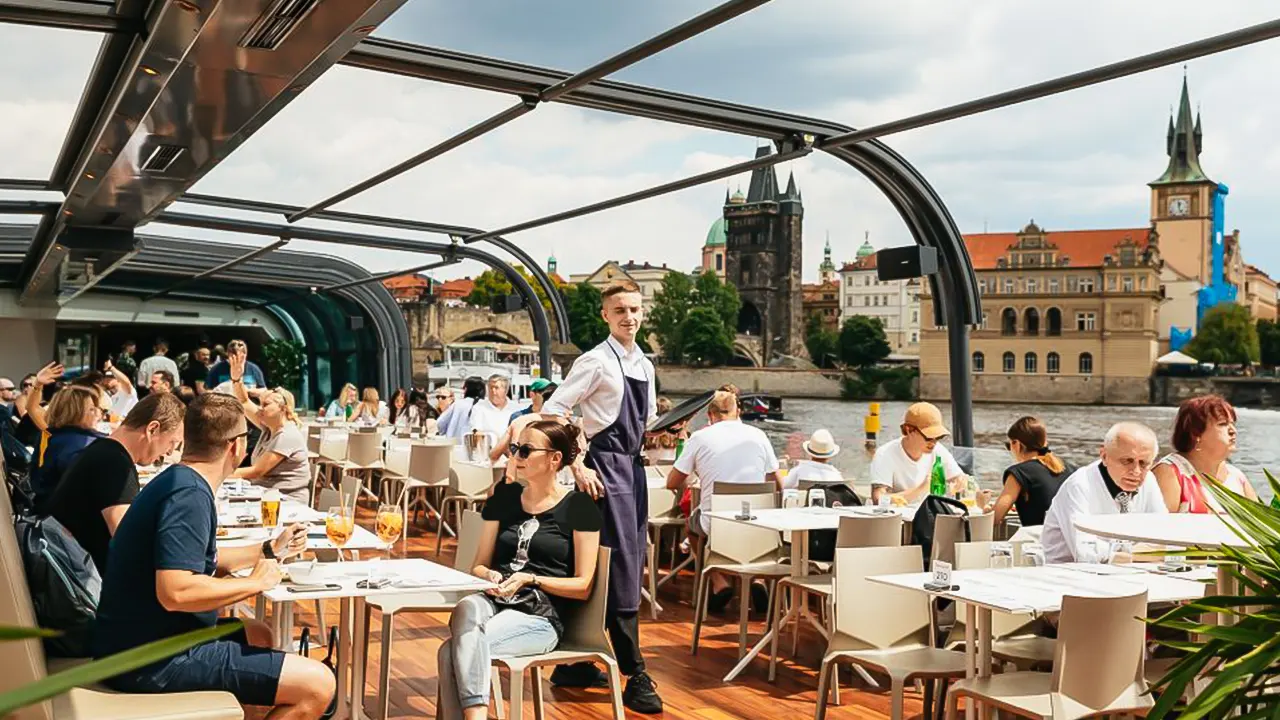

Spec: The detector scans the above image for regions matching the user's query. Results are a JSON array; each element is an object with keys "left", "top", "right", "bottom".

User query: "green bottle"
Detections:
[
  {"left": 929, "top": 455, "right": 947, "bottom": 497},
  {"left": 675, "top": 438, "right": 685, "bottom": 461}
]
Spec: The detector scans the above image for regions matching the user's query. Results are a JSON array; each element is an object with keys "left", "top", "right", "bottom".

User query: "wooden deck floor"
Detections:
[{"left": 270, "top": 506, "right": 924, "bottom": 720}]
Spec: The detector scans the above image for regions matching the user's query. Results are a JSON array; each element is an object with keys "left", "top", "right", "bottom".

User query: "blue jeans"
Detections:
[{"left": 437, "top": 594, "right": 559, "bottom": 716}]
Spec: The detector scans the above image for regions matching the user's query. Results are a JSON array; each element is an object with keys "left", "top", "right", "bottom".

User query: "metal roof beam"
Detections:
[
  {"left": 142, "top": 238, "right": 290, "bottom": 301},
  {"left": 0, "top": 178, "right": 56, "bottom": 191},
  {"left": 287, "top": 0, "right": 770, "bottom": 222},
  {"left": 820, "top": 17, "right": 1280, "bottom": 150},
  {"left": 0, "top": 0, "right": 134, "bottom": 33},
  {"left": 466, "top": 143, "right": 810, "bottom": 242},
  {"left": 318, "top": 257, "right": 459, "bottom": 294}
]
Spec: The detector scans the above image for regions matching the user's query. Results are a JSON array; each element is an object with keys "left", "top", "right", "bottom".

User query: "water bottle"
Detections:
[{"left": 929, "top": 455, "right": 946, "bottom": 497}]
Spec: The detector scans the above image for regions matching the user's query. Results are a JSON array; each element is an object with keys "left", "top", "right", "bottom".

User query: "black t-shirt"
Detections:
[
  {"left": 179, "top": 363, "right": 207, "bottom": 390},
  {"left": 482, "top": 483, "right": 603, "bottom": 634},
  {"left": 1004, "top": 458, "right": 1073, "bottom": 527},
  {"left": 14, "top": 412, "right": 40, "bottom": 449},
  {"left": 48, "top": 438, "right": 139, "bottom": 573}
]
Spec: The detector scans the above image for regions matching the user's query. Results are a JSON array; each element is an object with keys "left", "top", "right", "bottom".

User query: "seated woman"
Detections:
[
  {"left": 354, "top": 387, "right": 388, "bottom": 425},
  {"left": 388, "top": 388, "right": 412, "bottom": 429},
  {"left": 227, "top": 353, "right": 312, "bottom": 503},
  {"left": 437, "top": 420, "right": 602, "bottom": 720},
  {"left": 32, "top": 384, "right": 111, "bottom": 513},
  {"left": 989, "top": 416, "right": 1072, "bottom": 528},
  {"left": 1153, "top": 394, "right": 1256, "bottom": 513},
  {"left": 323, "top": 383, "right": 358, "bottom": 421}
]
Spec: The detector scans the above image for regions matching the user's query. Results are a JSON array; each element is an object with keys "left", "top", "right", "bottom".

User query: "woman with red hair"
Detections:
[{"left": 1153, "top": 394, "right": 1257, "bottom": 513}]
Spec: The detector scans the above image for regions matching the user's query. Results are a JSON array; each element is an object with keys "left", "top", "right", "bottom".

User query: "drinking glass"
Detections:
[
  {"left": 807, "top": 488, "right": 827, "bottom": 508},
  {"left": 989, "top": 542, "right": 1014, "bottom": 569},
  {"left": 260, "top": 489, "right": 281, "bottom": 529}
]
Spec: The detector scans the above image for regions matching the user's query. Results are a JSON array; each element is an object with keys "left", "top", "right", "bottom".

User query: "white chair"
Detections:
[
  {"left": 815, "top": 546, "right": 968, "bottom": 720},
  {"left": 389, "top": 442, "right": 455, "bottom": 544},
  {"left": 948, "top": 542, "right": 1054, "bottom": 672},
  {"left": 436, "top": 462, "right": 495, "bottom": 556},
  {"left": 944, "top": 591, "right": 1153, "bottom": 719},
  {"left": 691, "top": 485, "right": 789, "bottom": 659},
  {"left": 644, "top": 483, "right": 681, "bottom": 620},
  {"left": 490, "top": 548, "right": 624, "bottom": 720}
]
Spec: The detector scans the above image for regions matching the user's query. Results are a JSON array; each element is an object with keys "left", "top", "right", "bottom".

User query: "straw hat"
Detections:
[{"left": 803, "top": 429, "right": 840, "bottom": 459}]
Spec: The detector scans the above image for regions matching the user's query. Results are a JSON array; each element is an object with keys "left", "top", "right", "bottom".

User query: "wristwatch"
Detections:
[
  {"left": 528, "top": 574, "right": 540, "bottom": 588},
  {"left": 261, "top": 540, "right": 276, "bottom": 559}
]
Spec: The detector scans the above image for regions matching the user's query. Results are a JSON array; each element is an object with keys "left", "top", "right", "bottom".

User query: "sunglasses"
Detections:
[
  {"left": 20, "top": 382, "right": 34, "bottom": 389},
  {"left": 434, "top": 395, "right": 450, "bottom": 400},
  {"left": 509, "top": 443, "right": 554, "bottom": 459},
  {"left": 0, "top": 386, "right": 15, "bottom": 392}
]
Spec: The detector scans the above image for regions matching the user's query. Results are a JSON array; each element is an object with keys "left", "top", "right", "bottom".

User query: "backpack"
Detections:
[
  {"left": 807, "top": 484, "right": 864, "bottom": 562},
  {"left": 14, "top": 513, "right": 101, "bottom": 657},
  {"left": 910, "top": 495, "right": 970, "bottom": 565}
]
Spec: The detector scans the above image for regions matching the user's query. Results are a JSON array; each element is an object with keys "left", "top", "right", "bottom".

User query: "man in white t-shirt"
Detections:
[
  {"left": 465, "top": 374, "right": 514, "bottom": 442},
  {"left": 1041, "top": 422, "right": 1166, "bottom": 564},
  {"left": 869, "top": 402, "right": 967, "bottom": 504},
  {"left": 666, "top": 390, "right": 780, "bottom": 612},
  {"left": 103, "top": 359, "right": 138, "bottom": 419}
]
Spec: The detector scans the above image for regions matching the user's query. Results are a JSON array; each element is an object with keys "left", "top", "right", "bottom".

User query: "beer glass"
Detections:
[{"left": 260, "top": 489, "right": 281, "bottom": 529}]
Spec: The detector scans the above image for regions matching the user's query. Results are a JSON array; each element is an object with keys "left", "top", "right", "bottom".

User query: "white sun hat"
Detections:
[{"left": 803, "top": 429, "right": 840, "bottom": 459}]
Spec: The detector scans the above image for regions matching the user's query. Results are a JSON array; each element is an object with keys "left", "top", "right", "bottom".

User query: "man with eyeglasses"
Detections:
[
  {"left": 0, "top": 377, "right": 16, "bottom": 411},
  {"left": 869, "top": 402, "right": 969, "bottom": 505},
  {"left": 93, "top": 394, "right": 334, "bottom": 718},
  {"left": 1041, "top": 421, "right": 1166, "bottom": 564}
]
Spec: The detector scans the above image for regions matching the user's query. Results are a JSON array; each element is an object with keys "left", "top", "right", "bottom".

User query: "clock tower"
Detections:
[{"left": 1149, "top": 76, "right": 1216, "bottom": 284}]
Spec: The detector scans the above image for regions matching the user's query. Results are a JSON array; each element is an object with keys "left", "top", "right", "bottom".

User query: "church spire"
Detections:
[
  {"left": 745, "top": 145, "right": 780, "bottom": 202},
  {"left": 1152, "top": 74, "right": 1211, "bottom": 185}
]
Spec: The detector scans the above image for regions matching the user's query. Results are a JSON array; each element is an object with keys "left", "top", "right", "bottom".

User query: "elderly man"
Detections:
[
  {"left": 0, "top": 377, "right": 16, "bottom": 411},
  {"left": 1041, "top": 421, "right": 1167, "bottom": 564},
  {"left": 465, "top": 374, "right": 514, "bottom": 441}
]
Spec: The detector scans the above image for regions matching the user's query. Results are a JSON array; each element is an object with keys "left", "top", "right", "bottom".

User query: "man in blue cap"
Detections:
[{"left": 509, "top": 378, "right": 557, "bottom": 425}]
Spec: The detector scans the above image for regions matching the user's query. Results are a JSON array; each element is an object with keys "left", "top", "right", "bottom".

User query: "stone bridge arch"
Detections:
[
  {"left": 454, "top": 327, "right": 525, "bottom": 344},
  {"left": 732, "top": 334, "right": 764, "bottom": 367}
]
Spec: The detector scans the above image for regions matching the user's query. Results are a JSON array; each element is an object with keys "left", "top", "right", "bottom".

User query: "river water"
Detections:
[{"left": 675, "top": 399, "right": 1280, "bottom": 500}]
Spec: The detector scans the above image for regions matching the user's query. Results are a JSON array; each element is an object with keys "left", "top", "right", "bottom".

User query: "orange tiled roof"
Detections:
[
  {"left": 382, "top": 274, "right": 428, "bottom": 290},
  {"left": 961, "top": 228, "right": 1150, "bottom": 270},
  {"left": 839, "top": 254, "right": 877, "bottom": 272},
  {"left": 436, "top": 278, "right": 475, "bottom": 298},
  {"left": 1247, "top": 264, "right": 1274, "bottom": 281}
]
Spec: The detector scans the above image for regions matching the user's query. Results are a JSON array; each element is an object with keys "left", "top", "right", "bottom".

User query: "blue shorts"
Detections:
[{"left": 105, "top": 624, "right": 285, "bottom": 707}]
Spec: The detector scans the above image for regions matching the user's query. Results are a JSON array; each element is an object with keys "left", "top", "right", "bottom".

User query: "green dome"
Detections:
[
  {"left": 856, "top": 239, "right": 875, "bottom": 258},
  {"left": 705, "top": 216, "right": 727, "bottom": 248}
]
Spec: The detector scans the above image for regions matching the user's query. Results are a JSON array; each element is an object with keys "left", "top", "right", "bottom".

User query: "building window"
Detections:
[
  {"left": 1079, "top": 277, "right": 1094, "bottom": 293},
  {"left": 1107, "top": 275, "right": 1117, "bottom": 291},
  {"left": 845, "top": 276, "right": 853, "bottom": 287},
  {"left": 981, "top": 312, "right": 989, "bottom": 330},
  {"left": 1002, "top": 352, "right": 1015, "bottom": 373},
  {"left": 910, "top": 331, "right": 918, "bottom": 343},
  {"left": 1024, "top": 307, "right": 1040, "bottom": 336},
  {"left": 715, "top": 254, "right": 723, "bottom": 272},
  {"left": 911, "top": 309, "right": 918, "bottom": 324},
  {"left": 1139, "top": 275, "right": 1149, "bottom": 291},
  {"left": 864, "top": 276, "right": 871, "bottom": 286},
  {"left": 1048, "top": 278, "right": 1060, "bottom": 293},
  {"left": 1068, "top": 276, "right": 1078, "bottom": 293},
  {"left": 1079, "top": 352, "right": 1094, "bottom": 375},
  {"left": 1026, "top": 278, "right": 1039, "bottom": 294},
  {"left": 1076, "top": 312, "right": 1097, "bottom": 331},
  {"left": 1122, "top": 276, "right": 1133, "bottom": 292},
  {"left": 1047, "top": 352, "right": 1060, "bottom": 374},
  {"left": 1024, "top": 352, "right": 1037, "bottom": 374},
  {"left": 864, "top": 296, "right": 870, "bottom": 306},
  {"left": 1001, "top": 308, "right": 1018, "bottom": 336},
  {"left": 979, "top": 279, "right": 987, "bottom": 293},
  {"left": 1003, "top": 278, "right": 1014, "bottom": 294},
  {"left": 972, "top": 352, "right": 985, "bottom": 373},
  {"left": 1046, "top": 307, "right": 1062, "bottom": 336},
  {"left": 1120, "top": 246, "right": 1136, "bottom": 266}
]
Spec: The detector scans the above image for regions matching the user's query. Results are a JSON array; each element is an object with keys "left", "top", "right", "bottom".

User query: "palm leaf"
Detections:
[
  {"left": 0, "top": 621, "right": 241, "bottom": 717},
  {"left": 0, "top": 626, "right": 59, "bottom": 641}
]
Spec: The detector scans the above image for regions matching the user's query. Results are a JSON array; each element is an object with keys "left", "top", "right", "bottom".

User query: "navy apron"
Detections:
[{"left": 584, "top": 344, "right": 649, "bottom": 614}]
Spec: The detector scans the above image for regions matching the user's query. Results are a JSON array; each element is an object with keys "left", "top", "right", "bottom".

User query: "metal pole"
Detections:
[
  {"left": 466, "top": 145, "right": 811, "bottom": 242},
  {"left": 317, "top": 258, "right": 458, "bottom": 293},
  {"left": 143, "top": 238, "right": 289, "bottom": 301},
  {"left": 287, "top": 0, "right": 770, "bottom": 222},
  {"left": 0, "top": 0, "right": 133, "bottom": 33},
  {"left": 822, "top": 17, "right": 1280, "bottom": 150},
  {"left": 0, "top": 178, "right": 55, "bottom": 191}
]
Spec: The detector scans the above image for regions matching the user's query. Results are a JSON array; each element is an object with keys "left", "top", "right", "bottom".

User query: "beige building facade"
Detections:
[
  {"left": 1246, "top": 265, "right": 1278, "bottom": 322},
  {"left": 838, "top": 239, "right": 921, "bottom": 355},
  {"left": 568, "top": 260, "right": 677, "bottom": 313}
]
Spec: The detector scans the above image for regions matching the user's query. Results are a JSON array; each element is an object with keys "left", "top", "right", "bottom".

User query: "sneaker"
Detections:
[
  {"left": 750, "top": 582, "right": 770, "bottom": 614},
  {"left": 623, "top": 672, "right": 664, "bottom": 714},
  {"left": 550, "top": 662, "right": 608, "bottom": 688}
]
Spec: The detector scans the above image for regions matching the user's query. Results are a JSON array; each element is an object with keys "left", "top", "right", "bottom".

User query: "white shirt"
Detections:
[
  {"left": 674, "top": 419, "right": 779, "bottom": 534},
  {"left": 1040, "top": 460, "right": 1167, "bottom": 564},
  {"left": 785, "top": 459, "right": 843, "bottom": 490},
  {"left": 868, "top": 437, "right": 962, "bottom": 493},
  {"left": 136, "top": 354, "right": 180, "bottom": 387},
  {"left": 110, "top": 384, "right": 138, "bottom": 418},
  {"left": 466, "top": 398, "right": 515, "bottom": 441},
  {"left": 542, "top": 335, "right": 657, "bottom": 439}
]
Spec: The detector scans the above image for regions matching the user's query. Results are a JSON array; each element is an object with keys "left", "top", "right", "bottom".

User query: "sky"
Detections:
[{"left": 2, "top": 1, "right": 1279, "bottom": 285}]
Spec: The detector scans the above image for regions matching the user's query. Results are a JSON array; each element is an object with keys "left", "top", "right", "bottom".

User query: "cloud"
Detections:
[{"left": 2, "top": 1, "right": 1280, "bottom": 288}]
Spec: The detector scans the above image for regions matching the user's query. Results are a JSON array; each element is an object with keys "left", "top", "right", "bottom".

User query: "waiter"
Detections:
[{"left": 542, "top": 279, "right": 662, "bottom": 714}]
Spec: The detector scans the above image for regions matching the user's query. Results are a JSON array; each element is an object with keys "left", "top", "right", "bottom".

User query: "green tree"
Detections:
[
  {"left": 463, "top": 266, "right": 560, "bottom": 310},
  {"left": 561, "top": 282, "right": 609, "bottom": 352},
  {"left": 692, "top": 269, "right": 739, "bottom": 330},
  {"left": 1258, "top": 319, "right": 1280, "bottom": 367},
  {"left": 804, "top": 312, "right": 839, "bottom": 369},
  {"left": 1185, "top": 304, "right": 1259, "bottom": 365},
  {"left": 648, "top": 272, "right": 696, "bottom": 363},
  {"left": 838, "top": 315, "right": 892, "bottom": 368},
  {"left": 680, "top": 306, "right": 734, "bottom": 366}
]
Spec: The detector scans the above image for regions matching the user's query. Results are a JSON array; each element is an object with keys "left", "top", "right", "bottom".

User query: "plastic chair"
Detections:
[
  {"left": 436, "top": 462, "right": 495, "bottom": 556},
  {"left": 815, "top": 545, "right": 968, "bottom": 720},
  {"left": 644, "top": 483, "right": 681, "bottom": 620},
  {"left": 947, "top": 542, "right": 1054, "bottom": 671},
  {"left": 944, "top": 591, "right": 1152, "bottom": 719},
  {"left": 490, "top": 548, "right": 624, "bottom": 720}
]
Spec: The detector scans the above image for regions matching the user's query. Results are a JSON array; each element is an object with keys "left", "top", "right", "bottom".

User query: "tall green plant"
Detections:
[
  {"left": 262, "top": 338, "right": 305, "bottom": 395},
  {"left": 1148, "top": 470, "right": 1280, "bottom": 718}
]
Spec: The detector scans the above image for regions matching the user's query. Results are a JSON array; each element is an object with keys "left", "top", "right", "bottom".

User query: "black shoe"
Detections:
[
  {"left": 750, "top": 582, "right": 770, "bottom": 614},
  {"left": 623, "top": 672, "right": 664, "bottom": 714},
  {"left": 550, "top": 661, "right": 608, "bottom": 688},
  {"left": 706, "top": 586, "right": 734, "bottom": 614}
]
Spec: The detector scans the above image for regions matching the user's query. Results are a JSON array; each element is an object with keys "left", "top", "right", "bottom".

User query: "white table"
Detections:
[
  {"left": 260, "top": 559, "right": 493, "bottom": 720},
  {"left": 704, "top": 506, "right": 917, "bottom": 683},
  {"left": 870, "top": 564, "right": 1206, "bottom": 719}
]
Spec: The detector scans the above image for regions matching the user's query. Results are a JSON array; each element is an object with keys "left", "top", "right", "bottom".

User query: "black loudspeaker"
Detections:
[
  {"left": 490, "top": 294, "right": 523, "bottom": 314},
  {"left": 877, "top": 245, "right": 938, "bottom": 281},
  {"left": 348, "top": 316, "right": 364, "bottom": 331}
]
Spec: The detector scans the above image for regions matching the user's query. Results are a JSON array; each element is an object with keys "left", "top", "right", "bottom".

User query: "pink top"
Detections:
[{"left": 1155, "top": 453, "right": 1250, "bottom": 513}]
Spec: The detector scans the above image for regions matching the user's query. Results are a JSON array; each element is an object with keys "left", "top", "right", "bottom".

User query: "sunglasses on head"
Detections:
[{"left": 509, "top": 443, "right": 554, "bottom": 459}]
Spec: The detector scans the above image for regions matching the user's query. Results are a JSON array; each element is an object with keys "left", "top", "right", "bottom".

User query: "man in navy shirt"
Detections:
[
  {"left": 93, "top": 394, "right": 334, "bottom": 718},
  {"left": 206, "top": 339, "right": 266, "bottom": 398}
]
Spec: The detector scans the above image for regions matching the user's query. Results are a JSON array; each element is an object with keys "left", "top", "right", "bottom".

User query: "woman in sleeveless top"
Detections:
[
  {"left": 1153, "top": 394, "right": 1256, "bottom": 513},
  {"left": 990, "top": 416, "right": 1073, "bottom": 528}
]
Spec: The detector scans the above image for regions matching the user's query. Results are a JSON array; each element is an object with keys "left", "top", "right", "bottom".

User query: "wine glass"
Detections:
[
  {"left": 372, "top": 504, "right": 404, "bottom": 582},
  {"left": 325, "top": 506, "right": 354, "bottom": 560}
]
